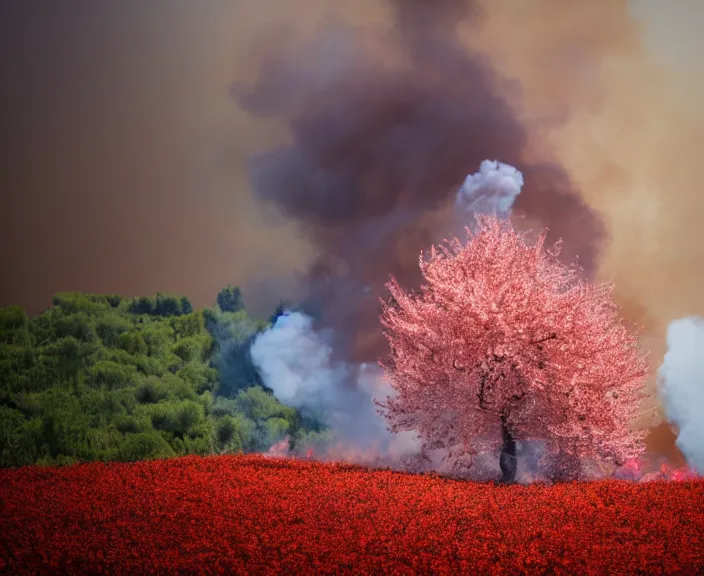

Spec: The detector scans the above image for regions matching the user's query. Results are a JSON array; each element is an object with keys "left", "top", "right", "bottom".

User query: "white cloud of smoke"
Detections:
[
  {"left": 456, "top": 159, "right": 524, "bottom": 218},
  {"left": 250, "top": 310, "right": 421, "bottom": 462},
  {"left": 657, "top": 317, "right": 704, "bottom": 475}
]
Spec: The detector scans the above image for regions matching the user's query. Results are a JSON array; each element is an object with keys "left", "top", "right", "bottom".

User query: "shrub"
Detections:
[
  {"left": 118, "top": 332, "right": 148, "bottom": 356},
  {"left": 51, "top": 293, "right": 109, "bottom": 315},
  {"left": 217, "top": 285, "right": 245, "bottom": 313},
  {"left": 117, "top": 431, "right": 176, "bottom": 462},
  {"left": 136, "top": 377, "right": 170, "bottom": 404},
  {"left": 87, "top": 361, "right": 141, "bottom": 390},
  {"left": 0, "top": 406, "right": 40, "bottom": 468},
  {"left": 172, "top": 337, "right": 203, "bottom": 363}
]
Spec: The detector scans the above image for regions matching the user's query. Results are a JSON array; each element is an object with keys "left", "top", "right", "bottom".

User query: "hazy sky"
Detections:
[
  {"left": 1, "top": 1, "right": 701, "bottom": 318},
  {"left": 0, "top": 1, "right": 310, "bottom": 316}
]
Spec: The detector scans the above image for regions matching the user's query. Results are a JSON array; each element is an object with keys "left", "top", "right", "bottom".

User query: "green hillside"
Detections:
[{"left": 0, "top": 288, "right": 325, "bottom": 468}]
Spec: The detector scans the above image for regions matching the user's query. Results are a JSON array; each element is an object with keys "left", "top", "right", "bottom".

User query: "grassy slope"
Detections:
[{"left": 1, "top": 454, "right": 703, "bottom": 575}]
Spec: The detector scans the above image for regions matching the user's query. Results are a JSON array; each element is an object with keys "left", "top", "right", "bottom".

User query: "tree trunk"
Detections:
[{"left": 499, "top": 416, "right": 517, "bottom": 483}]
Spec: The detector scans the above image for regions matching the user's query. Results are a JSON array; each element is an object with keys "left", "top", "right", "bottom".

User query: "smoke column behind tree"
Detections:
[{"left": 235, "top": 0, "right": 605, "bottom": 366}]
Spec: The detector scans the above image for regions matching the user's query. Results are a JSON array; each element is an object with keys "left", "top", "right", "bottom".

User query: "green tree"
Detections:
[
  {"left": 179, "top": 296, "right": 193, "bottom": 315},
  {"left": 118, "top": 332, "right": 148, "bottom": 356},
  {"left": 171, "top": 312, "right": 204, "bottom": 339},
  {"left": 95, "top": 314, "right": 133, "bottom": 347},
  {"left": 0, "top": 288, "right": 323, "bottom": 468},
  {"left": 154, "top": 293, "right": 182, "bottom": 317},
  {"left": 235, "top": 386, "right": 292, "bottom": 421},
  {"left": 0, "top": 406, "right": 41, "bottom": 467},
  {"left": 39, "top": 390, "right": 93, "bottom": 460},
  {"left": 215, "top": 414, "right": 256, "bottom": 453},
  {"left": 141, "top": 325, "right": 173, "bottom": 358},
  {"left": 0, "top": 307, "right": 29, "bottom": 342},
  {"left": 207, "top": 310, "right": 268, "bottom": 395},
  {"left": 87, "top": 361, "right": 141, "bottom": 390},
  {"left": 177, "top": 364, "right": 219, "bottom": 394},
  {"left": 117, "top": 431, "right": 176, "bottom": 462},
  {"left": 129, "top": 296, "right": 155, "bottom": 315},
  {"left": 52, "top": 293, "right": 109, "bottom": 315},
  {"left": 135, "top": 377, "right": 171, "bottom": 404},
  {"left": 217, "top": 285, "right": 245, "bottom": 313},
  {"left": 172, "top": 401, "right": 205, "bottom": 437},
  {"left": 172, "top": 336, "right": 204, "bottom": 362}
]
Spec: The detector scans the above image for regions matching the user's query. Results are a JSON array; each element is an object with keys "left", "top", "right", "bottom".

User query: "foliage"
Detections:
[
  {"left": 216, "top": 284, "right": 245, "bottom": 314},
  {"left": 127, "top": 293, "right": 193, "bottom": 317},
  {"left": 207, "top": 309, "right": 269, "bottom": 396},
  {"left": 209, "top": 386, "right": 301, "bottom": 452},
  {"left": 376, "top": 216, "right": 654, "bottom": 482},
  {"left": 0, "top": 289, "right": 320, "bottom": 468},
  {"left": 117, "top": 431, "right": 176, "bottom": 462}
]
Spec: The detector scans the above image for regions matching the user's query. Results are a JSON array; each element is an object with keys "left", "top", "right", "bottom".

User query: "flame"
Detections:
[
  {"left": 614, "top": 456, "right": 699, "bottom": 482},
  {"left": 263, "top": 436, "right": 291, "bottom": 458}
]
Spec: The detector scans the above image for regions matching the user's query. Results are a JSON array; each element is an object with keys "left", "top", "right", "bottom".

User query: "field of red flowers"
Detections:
[{"left": 1, "top": 454, "right": 703, "bottom": 575}]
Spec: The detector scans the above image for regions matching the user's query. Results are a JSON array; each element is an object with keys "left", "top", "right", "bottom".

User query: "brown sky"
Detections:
[
  {"left": 1, "top": 1, "right": 701, "bottom": 463},
  {"left": 0, "top": 1, "right": 317, "bottom": 318}
]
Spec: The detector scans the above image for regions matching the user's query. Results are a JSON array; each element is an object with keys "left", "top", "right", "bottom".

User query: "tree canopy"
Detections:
[
  {"left": 0, "top": 288, "right": 322, "bottom": 468},
  {"left": 376, "top": 216, "right": 653, "bottom": 482}
]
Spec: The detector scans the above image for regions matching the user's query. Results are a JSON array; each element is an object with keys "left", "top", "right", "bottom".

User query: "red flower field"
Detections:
[{"left": 1, "top": 454, "right": 703, "bottom": 575}]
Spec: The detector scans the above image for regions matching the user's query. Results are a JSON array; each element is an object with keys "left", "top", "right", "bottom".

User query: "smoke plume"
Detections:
[
  {"left": 235, "top": 0, "right": 605, "bottom": 365},
  {"left": 456, "top": 159, "right": 524, "bottom": 218},
  {"left": 657, "top": 317, "right": 704, "bottom": 475},
  {"left": 250, "top": 311, "right": 356, "bottom": 424},
  {"left": 250, "top": 310, "right": 421, "bottom": 464}
]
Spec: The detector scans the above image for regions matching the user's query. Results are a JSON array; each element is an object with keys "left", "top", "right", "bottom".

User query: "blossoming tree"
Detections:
[{"left": 375, "top": 216, "right": 653, "bottom": 482}]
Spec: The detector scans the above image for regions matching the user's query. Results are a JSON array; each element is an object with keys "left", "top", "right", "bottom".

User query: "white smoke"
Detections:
[
  {"left": 657, "top": 316, "right": 704, "bottom": 476},
  {"left": 250, "top": 311, "right": 421, "bottom": 459},
  {"left": 249, "top": 312, "right": 346, "bottom": 417},
  {"left": 455, "top": 159, "right": 524, "bottom": 217}
]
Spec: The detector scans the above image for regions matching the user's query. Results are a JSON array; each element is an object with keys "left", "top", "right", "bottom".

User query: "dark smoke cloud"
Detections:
[{"left": 235, "top": 0, "right": 605, "bottom": 363}]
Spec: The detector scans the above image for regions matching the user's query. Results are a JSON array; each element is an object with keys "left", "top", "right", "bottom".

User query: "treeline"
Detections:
[{"left": 0, "top": 287, "right": 326, "bottom": 468}]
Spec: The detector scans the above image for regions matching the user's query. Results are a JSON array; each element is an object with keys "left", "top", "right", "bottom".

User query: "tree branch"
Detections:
[
  {"left": 530, "top": 332, "right": 557, "bottom": 345},
  {"left": 477, "top": 373, "right": 492, "bottom": 412}
]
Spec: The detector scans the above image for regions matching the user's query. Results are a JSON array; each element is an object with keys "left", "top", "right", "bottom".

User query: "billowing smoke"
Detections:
[
  {"left": 250, "top": 310, "right": 421, "bottom": 465},
  {"left": 456, "top": 159, "right": 524, "bottom": 218},
  {"left": 250, "top": 311, "right": 360, "bottom": 427},
  {"left": 235, "top": 0, "right": 605, "bottom": 366},
  {"left": 657, "top": 317, "right": 704, "bottom": 475}
]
